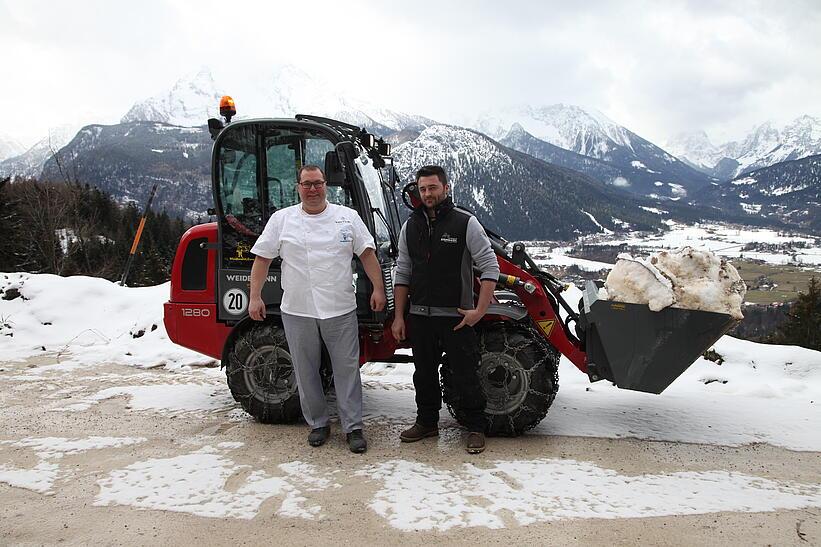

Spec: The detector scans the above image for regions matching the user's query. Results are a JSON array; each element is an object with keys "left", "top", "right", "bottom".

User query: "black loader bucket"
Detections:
[{"left": 580, "top": 281, "right": 738, "bottom": 394}]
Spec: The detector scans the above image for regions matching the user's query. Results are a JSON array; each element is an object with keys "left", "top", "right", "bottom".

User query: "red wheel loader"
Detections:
[{"left": 162, "top": 99, "right": 738, "bottom": 436}]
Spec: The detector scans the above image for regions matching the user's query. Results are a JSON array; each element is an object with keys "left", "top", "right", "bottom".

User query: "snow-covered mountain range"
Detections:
[
  {"left": 471, "top": 104, "right": 636, "bottom": 158},
  {"left": 468, "top": 104, "right": 714, "bottom": 197},
  {"left": 707, "top": 153, "right": 821, "bottom": 232},
  {"left": 0, "top": 125, "right": 80, "bottom": 180},
  {"left": 499, "top": 123, "right": 708, "bottom": 200},
  {"left": 122, "top": 66, "right": 435, "bottom": 134},
  {"left": 0, "top": 134, "right": 25, "bottom": 162},
  {"left": 2, "top": 64, "right": 818, "bottom": 234},
  {"left": 392, "top": 124, "right": 665, "bottom": 239},
  {"left": 39, "top": 122, "right": 212, "bottom": 218},
  {"left": 666, "top": 115, "right": 821, "bottom": 180}
]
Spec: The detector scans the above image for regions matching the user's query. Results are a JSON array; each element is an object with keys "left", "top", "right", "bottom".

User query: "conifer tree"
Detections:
[
  {"left": 0, "top": 179, "right": 188, "bottom": 285},
  {"left": 771, "top": 277, "right": 820, "bottom": 351}
]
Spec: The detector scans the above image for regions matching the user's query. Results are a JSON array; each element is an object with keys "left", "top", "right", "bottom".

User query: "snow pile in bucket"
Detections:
[{"left": 603, "top": 247, "right": 746, "bottom": 319}]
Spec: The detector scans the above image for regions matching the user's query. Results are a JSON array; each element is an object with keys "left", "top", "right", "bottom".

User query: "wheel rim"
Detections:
[
  {"left": 479, "top": 351, "right": 529, "bottom": 415},
  {"left": 242, "top": 345, "right": 297, "bottom": 404}
]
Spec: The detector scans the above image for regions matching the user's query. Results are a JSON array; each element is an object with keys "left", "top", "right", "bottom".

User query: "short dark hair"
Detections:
[
  {"left": 415, "top": 165, "right": 448, "bottom": 186},
  {"left": 297, "top": 165, "right": 325, "bottom": 183}
]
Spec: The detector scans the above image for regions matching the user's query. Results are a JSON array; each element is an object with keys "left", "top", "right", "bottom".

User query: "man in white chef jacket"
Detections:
[{"left": 248, "top": 165, "right": 386, "bottom": 453}]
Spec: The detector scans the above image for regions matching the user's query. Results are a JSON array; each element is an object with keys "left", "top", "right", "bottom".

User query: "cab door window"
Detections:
[
  {"left": 218, "top": 126, "right": 262, "bottom": 232},
  {"left": 265, "top": 137, "right": 299, "bottom": 212}
]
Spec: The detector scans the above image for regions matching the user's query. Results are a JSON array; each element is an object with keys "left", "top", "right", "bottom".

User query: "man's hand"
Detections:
[
  {"left": 454, "top": 308, "right": 484, "bottom": 330},
  {"left": 391, "top": 316, "right": 406, "bottom": 342},
  {"left": 249, "top": 256, "right": 273, "bottom": 321},
  {"left": 360, "top": 249, "right": 386, "bottom": 312},
  {"left": 249, "top": 295, "right": 266, "bottom": 321},
  {"left": 370, "top": 287, "right": 387, "bottom": 312}
]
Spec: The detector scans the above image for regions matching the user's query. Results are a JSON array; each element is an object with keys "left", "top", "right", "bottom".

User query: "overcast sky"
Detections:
[{"left": 3, "top": 0, "right": 820, "bottom": 147}]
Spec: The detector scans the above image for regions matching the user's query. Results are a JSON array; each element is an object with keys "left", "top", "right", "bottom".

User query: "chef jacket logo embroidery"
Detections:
[
  {"left": 339, "top": 227, "right": 354, "bottom": 242},
  {"left": 334, "top": 219, "right": 354, "bottom": 243},
  {"left": 440, "top": 232, "right": 458, "bottom": 244}
]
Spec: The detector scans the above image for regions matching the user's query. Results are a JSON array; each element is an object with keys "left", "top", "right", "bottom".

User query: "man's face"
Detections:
[
  {"left": 297, "top": 168, "right": 327, "bottom": 208},
  {"left": 417, "top": 174, "right": 448, "bottom": 210}
]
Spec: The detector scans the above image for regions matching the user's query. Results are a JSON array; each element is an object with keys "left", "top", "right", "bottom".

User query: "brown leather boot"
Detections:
[
  {"left": 466, "top": 431, "right": 485, "bottom": 454},
  {"left": 400, "top": 422, "right": 439, "bottom": 443}
]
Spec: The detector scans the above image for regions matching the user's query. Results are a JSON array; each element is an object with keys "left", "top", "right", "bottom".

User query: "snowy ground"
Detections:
[
  {"left": 527, "top": 221, "right": 821, "bottom": 272},
  {"left": 1, "top": 272, "right": 820, "bottom": 541}
]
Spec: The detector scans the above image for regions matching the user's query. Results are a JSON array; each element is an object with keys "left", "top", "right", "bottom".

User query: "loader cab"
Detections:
[{"left": 210, "top": 117, "right": 401, "bottom": 323}]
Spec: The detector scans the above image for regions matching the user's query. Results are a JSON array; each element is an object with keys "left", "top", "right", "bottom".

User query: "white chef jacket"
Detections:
[{"left": 250, "top": 202, "right": 375, "bottom": 319}]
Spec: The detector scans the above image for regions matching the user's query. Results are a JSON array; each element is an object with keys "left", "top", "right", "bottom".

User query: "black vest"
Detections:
[{"left": 405, "top": 197, "right": 471, "bottom": 307}]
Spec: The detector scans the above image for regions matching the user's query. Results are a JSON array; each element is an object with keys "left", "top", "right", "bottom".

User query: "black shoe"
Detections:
[
  {"left": 400, "top": 422, "right": 439, "bottom": 443},
  {"left": 307, "top": 425, "right": 330, "bottom": 447},
  {"left": 346, "top": 429, "right": 367, "bottom": 453},
  {"left": 466, "top": 431, "right": 485, "bottom": 454}
]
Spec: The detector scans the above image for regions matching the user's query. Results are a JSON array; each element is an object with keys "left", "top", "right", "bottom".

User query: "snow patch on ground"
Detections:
[
  {"left": 580, "top": 210, "right": 614, "bottom": 235},
  {"left": 95, "top": 446, "right": 328, "bottom": 520},
  {"left": 471, "top": 186, "right": 488, "bottom": 210},
  {"left": 601, "top": 223, "right": 821, "bottom": 266},
  {"left": 0, "top": 273, "right": 215, "bottom": 368},
  {"left": 0, "top": 436, "right": 146, "bottom": 494},
  {"left": 667, "top": 183, "right": 687, "bottom": 197},
  {"left": 361, "top": 359, "right": 821, "bottom": 451},
  {"left": 528, "top": 245, "right": 614, "bottom": 271},
  {"left": 1, "top": 436, "right": 146, "bottom": 459},
  {"left": 740, "top": 202, "right": 762, "bottom": 214},
  {"left": 0, "top": 461, "right": 60, "bottom": 494},
  {"left": 356, "top": 459, "right": 821, "bottom": 531}
]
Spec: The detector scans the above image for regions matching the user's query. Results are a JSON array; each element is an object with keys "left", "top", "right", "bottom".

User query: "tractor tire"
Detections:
[
  {"left": 224, "top": 322, "right": 330, "bottom": 424},
  {"left": 441, "top": 322, "right": 560, "bottom": 437}
]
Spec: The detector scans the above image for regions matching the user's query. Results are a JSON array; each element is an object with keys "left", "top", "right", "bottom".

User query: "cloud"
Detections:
[{"left": 2, "top": 0, "right": 820, "bottom": 146}]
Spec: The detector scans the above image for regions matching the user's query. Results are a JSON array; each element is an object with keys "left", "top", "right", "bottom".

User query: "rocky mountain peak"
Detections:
[
  {"left": 119, "top": 64, "right": 432, "bottom": 134},
  {"left": 664, "top": 131, "right": 723, "bottom": 171},
  {"left": 0, "top": 134, "right": 26, "bottom": 162}
]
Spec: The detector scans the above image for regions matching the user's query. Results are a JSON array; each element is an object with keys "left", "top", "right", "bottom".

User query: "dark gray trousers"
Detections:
[{"left": 281, "top": 310, "right": 363, "bottom": 433}]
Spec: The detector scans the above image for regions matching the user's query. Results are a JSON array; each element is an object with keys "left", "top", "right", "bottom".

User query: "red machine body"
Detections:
[{"left": 164, "top": 222, "right": 588, "bottom": 372}]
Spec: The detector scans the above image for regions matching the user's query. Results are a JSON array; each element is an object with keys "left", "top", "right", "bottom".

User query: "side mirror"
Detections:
[
  {"left": 359, "top": 131, "right": 375, "bottom": 148},
  {"left": 336, "top": 141, "right": 357, "bottom": 165},
  {"left": 324, "top": 151, "right": 346, "bottom": 186},
  {"left": 377, "top": 139, "right": 391, "bottom": 156},
  {"left": 208, "top": 118, "right": 224, "bottom": 140},
  {"left": 335, "top": 141, "right": 359, "bottom": 182}
]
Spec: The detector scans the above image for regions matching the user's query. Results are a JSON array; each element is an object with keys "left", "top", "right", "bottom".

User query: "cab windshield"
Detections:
[{"left": 216, "top": 126, "right": 352, "bottom": 232}]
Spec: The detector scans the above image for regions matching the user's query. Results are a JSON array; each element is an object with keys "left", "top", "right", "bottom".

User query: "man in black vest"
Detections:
[{"left": 391, "top": 165, "right": 500, "bottom": 454}]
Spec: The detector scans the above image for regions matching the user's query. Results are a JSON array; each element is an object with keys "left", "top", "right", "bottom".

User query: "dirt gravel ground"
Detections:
[{"left": 0, "top": 357, "right": 819, "bottom": 546}]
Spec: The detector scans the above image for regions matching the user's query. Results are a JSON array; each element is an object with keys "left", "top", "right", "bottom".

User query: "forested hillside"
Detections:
[{"left": 0, "top": 178, "right": 188, "bottom": 286}]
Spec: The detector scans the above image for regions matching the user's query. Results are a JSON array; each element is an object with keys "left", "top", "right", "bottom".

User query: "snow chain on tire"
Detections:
[
  {"left": 224, "top": 322, "right": 331, "bottom": 424},
  {"left": 441, "top": 321, "right": 560, "bottom": 437}
]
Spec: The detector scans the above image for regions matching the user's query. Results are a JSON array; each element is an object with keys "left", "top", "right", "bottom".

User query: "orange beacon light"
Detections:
[{"left": 219, "top": 96, "right": 236, "bottom": 123}]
